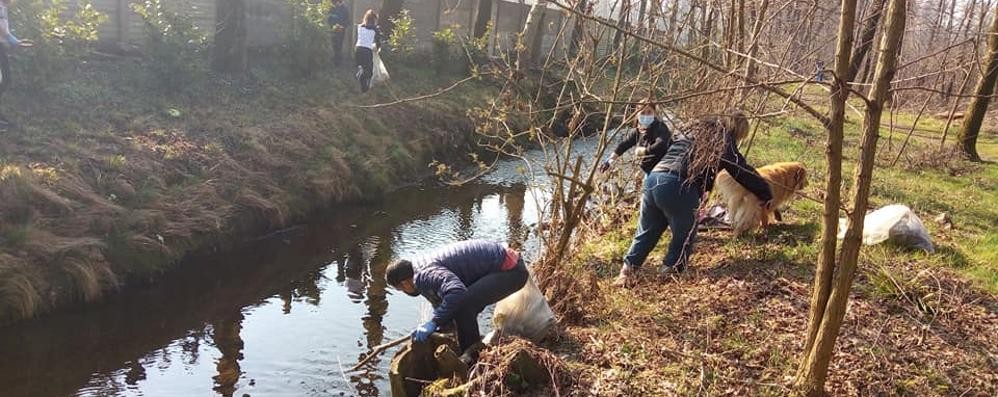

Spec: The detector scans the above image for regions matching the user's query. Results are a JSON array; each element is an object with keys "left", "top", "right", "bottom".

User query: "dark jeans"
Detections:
[
  {"left": 355, "top": 46, "right": 373, "bottom": 92},
  {"left": 624, "top": 171, "right": 701, "bottom": 270},
  {"left": 331, "top": 31, "right": 345, "bottom": 66},
  {"left": 453, "top": 259, "right": 529, "bottom": 352}
]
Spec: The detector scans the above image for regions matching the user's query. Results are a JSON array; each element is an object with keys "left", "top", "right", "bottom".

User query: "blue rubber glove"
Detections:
[
  {"left": 412, "top": 321, "right": 437, "bottom": 342},
  {"left": 599, "top": 159, "right": 612, "bottom": 173}
]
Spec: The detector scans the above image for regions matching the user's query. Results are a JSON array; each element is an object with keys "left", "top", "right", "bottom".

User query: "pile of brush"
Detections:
[{"left": 419, "top": 336, "right": 576, "bottom": 397}]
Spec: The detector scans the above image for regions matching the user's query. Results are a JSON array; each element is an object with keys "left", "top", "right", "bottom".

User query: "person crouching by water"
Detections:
[
  {"left": 386, "top": 239, "right": 528, "bottom": 363},
  {"left": 354, "top": 9, "right": 382, "bottom": 93},
  {"left": 599, "top": 98, "right": 672, "bottom": 175},
  {"left": 614, "top": 110, "right": 774, "bottom": 287}
]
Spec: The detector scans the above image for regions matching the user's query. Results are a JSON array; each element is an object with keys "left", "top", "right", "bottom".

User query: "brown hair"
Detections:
[
  {"left": 721, "top": 110, "right": 749, "bottom": 142},
  {"left": 682, "top": 109, "right": 750, "bottom": 185},
  {"left": 363, "top": 9, "right": 379, "bottom": 26}
]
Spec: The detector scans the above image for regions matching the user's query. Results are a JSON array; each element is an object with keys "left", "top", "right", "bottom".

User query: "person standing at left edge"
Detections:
[
  {"left": 326, "top": 0, "right": 350, "bottom": 67},
  {"left": 0, "top": 0, "right": 34, "bottom": 130},
  {"left": 386, "top": 240, "right": 528, "bottom": 364}
]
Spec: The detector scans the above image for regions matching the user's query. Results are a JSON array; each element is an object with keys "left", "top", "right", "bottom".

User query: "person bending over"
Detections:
[
  {"left": 386, "top": 239, "right": 528, "bottom": 362},
  {"left": 615, "top": 110, "right": 773, "bottom": 287},
  {"left": 599, "top": 98, "right": 672, "bottom": 175}
]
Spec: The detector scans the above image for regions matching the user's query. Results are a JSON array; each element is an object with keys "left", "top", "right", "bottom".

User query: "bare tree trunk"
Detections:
[
  {"left": 797, "top": 0, "right": 857, "bottom": 377},
  {"left": 666, "top": 0, "right": 681, "bottom": 44},
  {"left": 741, "top": 0, "right": 770, "bottom": 98},
  {"left": 473, "top": 0, "right": 495, "bottom": 38},
  {"left": 796, "top": 1, "right": 906, "bottom": 396},
  {"left": 613, "top": 0, "right": 631, "bottom": 48},
  {"left": 380, "top": 0, "right": 405, "bottom": 35},
  {"left": 568, "top": 0, "right": 590, "bottom": 55},
  {"left": 517, "top": 0, "right": 549, "bottom": 72},
  {"left": 959, "top": 6, "right": 998, "bottom": 161},
  {"left": 849, "top": 0, "right": 886, "bottom": 80},
  {"left": 212, "top": 0, "right": 247, "bottom": 74}
]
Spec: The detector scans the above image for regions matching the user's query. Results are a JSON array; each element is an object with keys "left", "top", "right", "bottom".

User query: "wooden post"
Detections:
[
  {"left": 116, "top": 0, "right": 129, "bottom": 46},
  {"left": 489, "top": 0, "right": 500, "bottom": 56}
]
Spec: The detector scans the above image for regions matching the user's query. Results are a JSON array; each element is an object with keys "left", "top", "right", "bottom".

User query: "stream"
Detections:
[{"left": 0, "top": 138, "right": 606, "bottom": 397}]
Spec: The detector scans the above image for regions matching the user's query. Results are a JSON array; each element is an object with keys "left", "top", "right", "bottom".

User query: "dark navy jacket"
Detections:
[
  {"left": 651, "top": 133, "right": 773, "bottom": 202},
  {"left": 612, "top": 119, "right": 672, "bottom": 174},
  {"left": 412, "top": 240, "right": 507, "bottom": 325},
  {"left": 327, "top": 4, "right": 351, "bottom": 28}
]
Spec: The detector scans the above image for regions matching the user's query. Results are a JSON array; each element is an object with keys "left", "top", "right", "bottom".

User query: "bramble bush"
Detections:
[
  {"left": 431, "top": 26, "right": 459, "bottom": 73},
  {"left": 283, "top": 0, "right": 332, "bottom": 78},
  {"left": 432, "top": 24, "right": 491, "bottom": 75},
  {"left": 386, "top": 9, "right": 416, "bottom": 62},
  {"left": 9, "top": 0, "right": 106, "bottom": 91},
  {"left": 131, "top": 0, "right": 208, "bottom": 93}
]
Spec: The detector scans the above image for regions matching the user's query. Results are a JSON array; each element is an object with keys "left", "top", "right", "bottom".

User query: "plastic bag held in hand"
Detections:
[
  {"left": 838, "top": 204, "right": 934, "bottom": 253},
  {"left": 371, "top": 50, "right": 390, "bottom": 86},
  {"left": 489, "top": 270, "right": 556, "bottom": 343}
]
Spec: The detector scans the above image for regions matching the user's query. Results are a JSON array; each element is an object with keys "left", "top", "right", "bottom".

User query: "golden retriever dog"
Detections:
[{"left": 715, "top": 162, "right": 808, "bottom": 235}]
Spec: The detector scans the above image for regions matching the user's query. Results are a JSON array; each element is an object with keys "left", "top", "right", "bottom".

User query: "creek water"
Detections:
[{"left": 0, "top": 139, "right": 606, "bottom": 397}]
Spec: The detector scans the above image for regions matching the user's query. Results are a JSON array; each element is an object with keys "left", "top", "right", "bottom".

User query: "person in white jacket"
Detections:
[
  {"left": 0, "top": 0, "right": 32, "bottom": 129},
  {"left": 354, "top": 9, "right": 382, "bottom": 93}
]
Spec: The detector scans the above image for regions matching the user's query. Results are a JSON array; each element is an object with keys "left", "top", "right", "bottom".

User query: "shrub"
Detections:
[
  {"left": 387, "top": 9, "right": 416, "bottom": 60},
  {"left": 9, "top": 0, "right": 106, "bottom": 91},
  {"left": 283, "top": 0, "right": 333, "bottom": 78},
  {"left": 131, "top": 0, "right": 208, "bottom": 93},
  {"left": 461, "top": 22, "right": 491, "bottom": 73},
  {"left": 432, "top": 26, "right": 459, "bottom": 73}
]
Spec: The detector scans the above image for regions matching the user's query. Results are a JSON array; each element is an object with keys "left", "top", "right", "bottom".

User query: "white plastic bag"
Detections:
[
  {"left": 838, "top": 204, "right": 934, "bottom": 253},
  {"left": 490, "top": 271, "right": 556, "bottom": 343},
  {"left": 371, "top": 50, "right": 390, "bottom": 86}
]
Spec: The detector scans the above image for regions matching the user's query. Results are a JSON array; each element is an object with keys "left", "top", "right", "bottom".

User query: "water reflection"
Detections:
[
  {"left": 211, "top": 311, "right": 245, "bottom": 397},
  {"left": 0, "top": 155, "right": 574, "bottom": 397}
]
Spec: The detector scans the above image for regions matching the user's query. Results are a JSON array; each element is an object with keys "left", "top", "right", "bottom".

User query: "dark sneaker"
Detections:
[{"left": 658, "top": 263, "right": 686, "bottom": 279}]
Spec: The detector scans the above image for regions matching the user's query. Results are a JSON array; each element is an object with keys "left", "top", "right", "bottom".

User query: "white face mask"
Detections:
[{"left": 638, "top": 114, "right": 655, "bottom": 128}]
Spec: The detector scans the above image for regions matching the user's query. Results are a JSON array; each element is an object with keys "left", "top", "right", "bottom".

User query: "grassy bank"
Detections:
[
  {"left": 0, "top": 57, "right": 494, "bottom": 325},
  {"left": 546, "top": 112, "right": 997, "bottom": 395}
]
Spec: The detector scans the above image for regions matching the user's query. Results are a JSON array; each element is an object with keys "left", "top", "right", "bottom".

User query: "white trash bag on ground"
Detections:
[
  {"left": 372, "top": 50, "right": 390, "bottom": 86},
  {"left": 837, "top": 204, "right": 935, "bottom": 253},
  {"left": 487, "top": 270, "right": 556, "bottom": 344}
]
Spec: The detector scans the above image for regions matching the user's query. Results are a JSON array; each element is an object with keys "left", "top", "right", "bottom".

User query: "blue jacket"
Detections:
[
  {"left": 412, "top": 240, "right": 508, "bottom": 325},
  {"left": 327, "top": 4, "right": 351, "bottom": 28}
]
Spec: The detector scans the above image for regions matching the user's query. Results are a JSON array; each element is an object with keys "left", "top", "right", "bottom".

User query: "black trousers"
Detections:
[
  {"left": 331, "top": 31, "right": 345, "bottom": 66},
  {"left": 354, "top": 46, "right": 373, "bottom": 92},
  {"left": 452, "top": 259, "right": 529, "bottom": 352},
  {"left": 0, "top": 45, "right": 10, "bottom": 109}
]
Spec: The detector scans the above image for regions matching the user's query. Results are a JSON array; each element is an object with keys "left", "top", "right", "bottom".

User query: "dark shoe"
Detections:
[
  {"left": 459, "top": 343, "right": 484, "bottom": 366},
  {"left": 658, "top": 263, "right": 686, "bottom": 278}
]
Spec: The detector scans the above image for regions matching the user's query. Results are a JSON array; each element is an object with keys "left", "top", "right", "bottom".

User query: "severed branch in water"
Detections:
[{"left": 349, "top": 335, "right": 410, "bottom": 372}]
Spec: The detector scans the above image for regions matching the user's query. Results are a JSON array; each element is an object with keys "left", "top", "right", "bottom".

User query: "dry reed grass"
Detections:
[{"left": 0, "top": 72, "right": 485, "bottom": 324}]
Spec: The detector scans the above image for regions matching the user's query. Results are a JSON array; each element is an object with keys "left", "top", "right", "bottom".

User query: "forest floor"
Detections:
[
  {"left": 534, "top": 110, "right": 997, "bottom": 396},
  {"left": 0, "top": 56, "right": 494, "bottom": 325}
]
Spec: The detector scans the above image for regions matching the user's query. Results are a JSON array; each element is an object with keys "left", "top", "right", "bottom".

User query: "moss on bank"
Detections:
[{"left": 0, "top": 58, "right": 494, "bottom": 325}]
